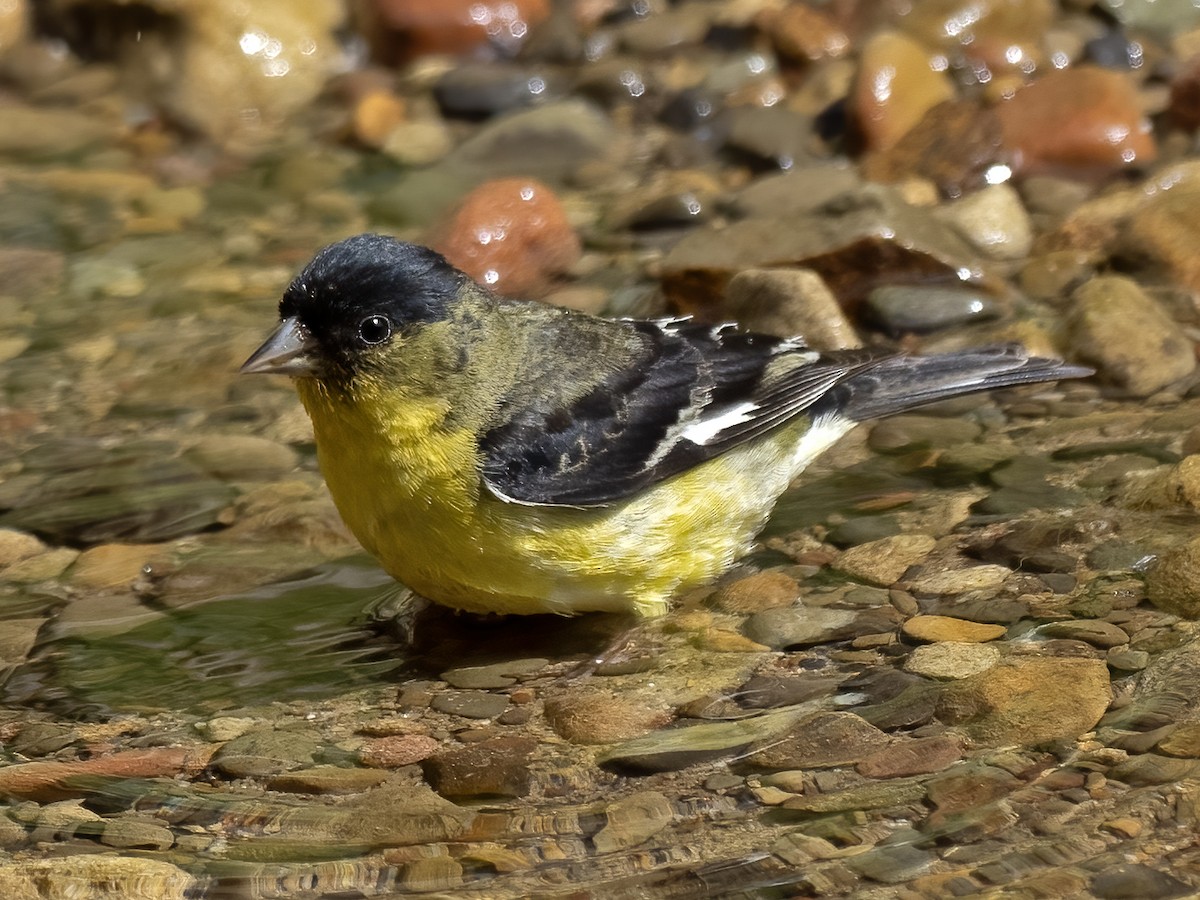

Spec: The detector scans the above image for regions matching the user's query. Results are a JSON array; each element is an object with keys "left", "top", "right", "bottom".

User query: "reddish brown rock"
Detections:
[
  {"left": 369, "top": 0, "right": 549, "bottom": 58},
  {"left": 1169, "top": 54, "right": 1200, "bottom": 132},
  {"left": 360, "top": 734, "right": 440, "bottom": 768},
  {"left": 758, "top": 4, "right": 848, "bottom": 64},
  {"left": 996, "top": 66, "right": 1156, "bottom": 174},
  {"left": 0, "top": 747, "right": 215, "bottom": 802},
  {"left": 423, "top": 737, "right": 538, "bottom": 798},
  {"left": 856, "top": 734, "right": 963, "bottom": 778},
  {"left": 428, "top": 177, "right": 580, "bottom": 299}
]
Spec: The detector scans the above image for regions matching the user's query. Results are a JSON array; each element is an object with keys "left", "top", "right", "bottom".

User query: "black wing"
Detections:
[{"left": 478, "top": 320, "right": 884, "bottom": 507}]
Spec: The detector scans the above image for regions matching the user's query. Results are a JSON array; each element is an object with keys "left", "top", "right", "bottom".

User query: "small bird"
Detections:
[{"left": 241, "top": 233, "right": 1090, "bottom": 618}]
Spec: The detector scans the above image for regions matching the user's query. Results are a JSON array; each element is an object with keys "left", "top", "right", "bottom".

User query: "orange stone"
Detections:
[
  {"left": 852, "top": 31, "right": 956, "bottom": 152},
  {"left": 371, "top": 0, "right": 550, "bottom": 57},
  {"left": 996, "top": 65, "right": 1156, "bottom": 173},
  {"left": 428, "top": 177, "right": 581, "bottom": 298}
]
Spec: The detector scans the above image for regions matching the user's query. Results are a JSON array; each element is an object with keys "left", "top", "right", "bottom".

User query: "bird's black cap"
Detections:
[{"left": 279, "top": 233, "right": 467, "bottom": 367}]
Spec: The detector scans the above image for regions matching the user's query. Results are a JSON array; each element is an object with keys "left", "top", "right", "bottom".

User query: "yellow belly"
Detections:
[{"left": 299, "top": 382, "right": 844, "bottom": 616}]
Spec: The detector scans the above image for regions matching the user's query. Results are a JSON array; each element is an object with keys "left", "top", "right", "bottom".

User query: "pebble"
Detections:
[
  {"left": 268, "top": 766, "right": 390, "bottom": 794},
  {"left": 592, "top": 791, "right": 674, "bottom": 853},
  {"left": 905, "top": 641, "right": 1001, "bottom": 680},
  {"left": 543, "top": 688, "right": 672, "bottom": 744},
  {"left": 1126, "top": 175, "right": 1200, "bottom": 294},
  {"left": 851, "top": 31, "right": 955, "bottom": 151},
  {"left": 212, "top": 730, "right": 321, "bottom": 778},
  {"left": 935, "top": 183, "right": 1033, "bottom": 261},
  {"left": 434, "top": 62, "right": 558, "bottom": 118},
  {"left": 1146, "top": 536, "right": 1200, "bottom": 618},
  {"left": 937, "top": 656, "right": 1111, "bottom": 746},
  {"left": 723, "top": 268, "right": 860, "bottom": 349},
  {"left": 441, "top": 658, "right": 547, "bottom": 689},
  {"left": 867, "top": 415, "right": 982, "bottom": 454},
  {"left": 1155, "top": 722, "right": 1200, "bottom": 758},
  {"left": 428, "top": 177, "right": 580, "bottom": 298},
  {"left": 741, "top": 605, "right": 859, "bottom": 649},
  {"left": 423, "top": 736, "right": 538, "bottom": 798},
  {"left": 856, "top": 734, "right": 963, "bottom": 778},
  {"left": 358, "top": 734, "right": 440, "bottom": 768},
  {"left": 0, "top": 856, "right": 195, "bottom": 900},
  {"left": 1090, "top": 864, "right": 1193, "bottom": 900},
  {"left": 3, "top": 547, "right": 79, "bottom": 583},
  {"left": 1068, "top": 275, "right": 1195, "bottom": 396},
  {"left": 429, "top": 690, "right": 509, "bottom": 720},
  {"left": 710, "top": 570, "right": 800, "bottom": 614},
  {"left": 908, "top": 566, "right": 1013, "bottom": 596},
  {"left": 0, "top": 527, "right": 47, "bottom": 567},
  {"left": 835, "top": 534, "right": 936, "bottom": 587},
  {"left": 997, "top": 65, "right": 1156, "bottom": 172},
  {"left": 743, "top": 711, "right": 890, "bottom": 770},
  {"left": 69, "top": 543, "right": 159, "bottom": 589},
  {"left": 1039, "top": 619, "right": 1129, "bottom": 649},
  {"left": 371, "top": 0, "right": 549, "bottom": 57},
  {"left": 865, "top": 284, "right": 1003, "bottom": 334}
]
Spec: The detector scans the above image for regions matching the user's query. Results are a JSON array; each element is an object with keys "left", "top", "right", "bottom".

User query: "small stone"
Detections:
[
  {"left": 868, "top": 415, "right": 982, "bottom": 453},
  {"left": 423, "top": 737, "right": 537, "bottom": 798},
  {"left": 710, "top": 571, "right": 799, "bottom": 614},
  {"left": 742, "top": 605, "right": 859, "bottom": 649},
  {"left": 212, "top": 729, "right": 321, "bottom": 778},
  {"left": 743, "top": 711, "right": 890, "bottom": 770},
  {"left": 352, "top": 89, "right": 406, "bottom": 149},
  {"left": 441, "top": 658, "right": 547, "bottom": 689},
  {"left": 98, "top": 819, "right": 175, "bottom": 850},
  {"left": 1147, "top": 536, "right": 1200, "bottom": 618},
  {"left": 782, "top": 777, "right": 927, "bottom": 813},
  {"left": 592, "top": 791, "right": 673, "bottom": 853},
  {"left": 0, "top": 857, "right": 195, "bottom": 900},
  {"left": 1156, "top": 722, "right": 1200, "bottom": 758},
  {"left": 852, "top": 31, "right": 956, "bottom": 151},
  {"left": 997, "top": 65, "right": 1156, "bottom": 172},
  {"left": 3, "top": 547, "right": 79, "bottom": 583},
  {"left": 760, "top": 3, "right": 848, "bottom": 64},
  {"left": 1090, "top": 864, "right": 1192, "bottom": 900},
  {"left": 428, "top": 177, "right": 580, "bottom": 299},
  {"left": 1106, "top": 647, "right": 1150, "bottom": 672},
  {"left": 856, "top": 735, "right": 963, "bottom": 778},
  {"left": 937, "top": 656, "right": 1111, "bottom": 747},
  {"left": 905, "top": 642, "right": 1001, "bottom": 679},
  {"left": 1039, "top": 619, "right": 1129, "bottom": 649},
  {"left": 903, "top": 615, "right": 1006, "bottom": 643},
  {"left": 268, "top": 766, "right": 390, "bottom": 794},
  {"left": 199, "top": 716, "right": 256, "bottom": 742},
  {"left": 70, "top": 543, "right": 160, "bottom": 589},
  {"left": 430, "top": 690, "right": 509, "bottom": 720},
  {"left": 184, "top": 435, "right": 299, "bottom": 481},
  {"left": 359, "top": 734, "right": 440, "bottom": 768},
  {"left": 724, "top": 268, "right": 860, "bottom": 349},
  {"left": 0, "top": 528, "right": 46, "bottom": 567},
  {"left": 936, "top": 183, "right": 1033, "bottom": 261},
  {"left": 866, "top": 284, "right": 1003, "bottom": 334},
  {"left": 543, "top": 689, "right": 672, "bottom": 744},
  {"left": 1069, "top": 275, "right": 1195, "bottom": 396},
  {"left": 381, "top": 118, "right": 453, "bottom": 167},
  {"left": 835, "top": 534, "right": 936, "bottom": 587},
  {"left": 908, "top": 566, "right": 1013, "bottom": 596}
]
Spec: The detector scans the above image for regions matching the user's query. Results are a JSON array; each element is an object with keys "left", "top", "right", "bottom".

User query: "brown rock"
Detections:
[
  {"left": 1169, "top": 53, "right": 1200, "bottom": 131},
  {"left": 857, "top": 734, "right": 963, "bottom": 778},
  {"left": 723, "top": 268, "right": 861, "bottom": 350},
  {"left": 862, "top": 100, "right": 1005, "bottom": 198},
  {"left": 360, "top": 734, "right": 440, "bottom": 768},
  {"left": 70, "top": 543, "right": 162, "bottom": 589},
  {"left": 744, "top": 711, "right": 890, "bottom": 770},
  {"left": 835, "top": 534, "right": 936, "bottom": 587},
  {"left": 423, "top": 737, "right": 537, "bottom": 798},
  {"left": 1147, "top": 536, "right": 1200, "bottom": 619},
  {"left": 428, "top": 177, "right": 580, "bottom": 298},
  {"left": 759, "top": 4, "right": 848, "bottom": 64},
  {"left": 543, "top": 689, "right": 672, "bottom": 744},
  {"left": 711, "top": 571, "right": 800, "bottom": 614},
  {"left": 937, "top": 656, "right": 1111, "bottom": 747},
  {"left": 369, "top": 0, "right": 549, "bottom": 58},
  {"left": 1156, "top": 723, "right": 1200, "bottom": 758},
  {"left": 0, "top": 747, "right": 215, "bottom": 802},
  {"left": 852, "top": 31, "right": 956, "bottom": 152},
  {"left": 997, "top": 66, "right": 1156, "bottom": 174},
  {"left": 1068, "top": 275, "right": 1195, "bottom": 396},
  {"left": 1125, "top": 176, "right": 1200, "bottom": 294},
  {"left": 902, "top": 615, "right": 1005, "bottom": 644}
]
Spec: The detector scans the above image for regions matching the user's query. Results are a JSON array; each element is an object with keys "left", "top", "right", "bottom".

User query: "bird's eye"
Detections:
[{"left": 357, "top": 315, "right": 392, "bottom": 345}]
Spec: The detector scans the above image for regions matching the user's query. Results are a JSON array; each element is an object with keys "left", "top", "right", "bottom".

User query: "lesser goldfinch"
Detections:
[{"left": 241, "top": 233, "right": 1090, "bottom": 617}]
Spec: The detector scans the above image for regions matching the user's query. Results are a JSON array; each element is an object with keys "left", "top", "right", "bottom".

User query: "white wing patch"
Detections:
[{"left": 680, "top": 401, "right": 760, "bottom": 445}]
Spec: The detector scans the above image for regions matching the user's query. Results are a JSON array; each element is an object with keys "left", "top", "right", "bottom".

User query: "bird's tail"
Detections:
[{"left": 837, "top": 344, "right": 1092, "bottom": 422}]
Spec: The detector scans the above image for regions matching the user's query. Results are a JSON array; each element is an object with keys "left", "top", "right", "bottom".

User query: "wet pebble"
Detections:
[
  {"left": 441, "top": 658, "right": 547, "bottom": 689},
  {"left": 370, "top": 0, "right": 549, "bottom": 57},
  {"left": 543, "top": 688, "right": 672, "bottom": 744},
  {"left": 728, "top": 165, "right": 861, "bottom": 219},
  {"left": 1039, "top": 619, "right": 1129, "bottom": 649},
  {"left": 423, "top": 736, "right": 537, "bottom": 798},
  {"left": 430, "top": 690, "right": 509, "bottom": 720},
  {"left": 742, "top": 605, "right": 858, "bottom": 649},
  {"left": 1146, "top": 536, "right": 1200, "bottom": 618},
  {"left": 1068, "top": 275, "right": 1195, "bottom": 396},
  {"left": 710, "top": 570, "right": 799, "bottom": 614},
  {"left": 743, "top": 711, "right": 890, "bottom": 770},
  {"left": 904, "top": 641, "right": 1001, "bottom": 680},
  {"left": 908, "top": 565, "right": 1013, "bottom": 597},
  {"left": 69, "top": 543, "right": 160, "bottom": 589},
  {"left": 835, "top": 534, "right": 935, "bottom": 587},
  {"left": 183, "top": 435, "right": 299, "bottom": 481},
  {"left": 1126, "top": 173, "right": 1200, "bottom": 294},
  {"left": 592, "top": 791, "right": 673, "bottom": 853},
  {"left": 1106, "top": 647, "right": 1150, "bottom": 672},
  {"left": 1090, "top": 864, "right": 1193, "bottom": 900},
  {"left": 358, "top": 734, "right": 440, "bottom": 768},
  {"left": 868, "top": 415, "right": 982, "bottom": 454},
  {"left": 865, "top": 284, "right": 1003, "bottom": 335},
  {"left": 428, "top": 177, "right": 580, "bottom": 298},
  {"left": 997, "top": 65, "right": 1156, "bottom": 172},
  {"left": 935, "top": 183, "right": 1033, "bottom": 261},
  {"left": 856, "top": 734, "right": 963, "bottom": 778},
  {"left": 724, "top": 268, "right": 860, "bottom": 349},
  {"left": 851, "top": 31, "right": 955, "bottom": 152},
  {"left": 0, "top": 856, "right": 195, "bottom": 900},
  {"left": 268, "top": 765, "right": 390, "bottom": 794},
  {"left": 0, "top": 528, "right": 48, "bottom": 567},
  {"left": 212, "top": 729, "right": 321, "bottom": 778},
  {"left": 937, "top": 656, "right": 1111, "bottom": 746},
  {"left": 434, "top": 62, "right": 559, "bottom": 117}
]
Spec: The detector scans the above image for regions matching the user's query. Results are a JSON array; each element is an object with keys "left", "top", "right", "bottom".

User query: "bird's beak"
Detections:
[{"left": 240, "top": 316, "right": 321, "bottom": 376}]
